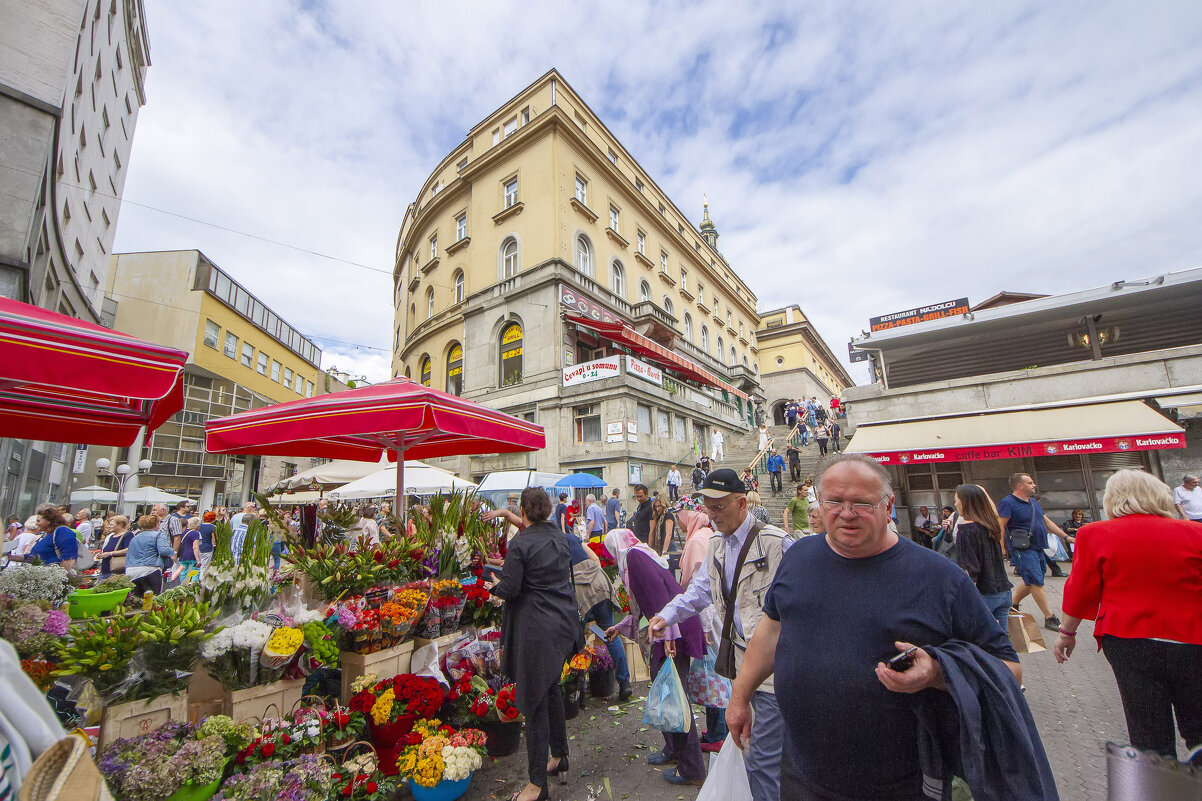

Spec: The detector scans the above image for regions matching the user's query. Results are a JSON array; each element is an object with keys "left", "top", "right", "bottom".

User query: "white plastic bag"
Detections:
[
  {"left": 697, "top": 735, "right": 752, "bottom": 801},
  {"left": 643, "top": 657, "right": 693, "bottom": 733}
]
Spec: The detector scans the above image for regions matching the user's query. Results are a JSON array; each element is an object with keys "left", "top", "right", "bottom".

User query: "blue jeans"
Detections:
[
  {"left": 668, "top": 483, "right": 680, "bottom": 501},
  {"left": 584, "top": 601, "right": 629, "bottom": 684},
  {"left": 703, "top": 706, "right": 728, "bottom": 743},
  {"left": 271, "top": 540, "right": 285, "bottom": 571},
  {"left": 1014, "top": 549, "right": 1046, "bottom": 587},
  {"left": 983, "top": 590, "right": 1012, "bottom": 633}
]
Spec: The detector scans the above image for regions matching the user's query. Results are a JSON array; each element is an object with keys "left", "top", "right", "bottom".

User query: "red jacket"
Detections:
[{"left": 1062, "top": 514, "right": 1202, "bottom": 646}]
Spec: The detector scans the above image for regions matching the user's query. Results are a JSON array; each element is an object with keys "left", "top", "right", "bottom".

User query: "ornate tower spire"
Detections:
[{"left": 700, "top": 195, "right": 718, "bottom": 249}]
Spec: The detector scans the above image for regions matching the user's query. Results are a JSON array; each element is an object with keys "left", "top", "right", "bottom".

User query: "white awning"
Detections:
[{"left": 845, "top": 400, "right": 1185, "bottom": 466}]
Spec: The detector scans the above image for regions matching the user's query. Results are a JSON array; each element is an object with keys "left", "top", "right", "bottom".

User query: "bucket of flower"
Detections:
[
  {"left": 464, "top": 681, "right": 523, "bottom": 757},
  {"left": 330, "top": 741, "right": 399, "bottom": 801},
  {"left": 326, "top": 702, "right": 367, "bottom": 760},
  {"left": 459, "top": 582, "right": 502, "bottom": 630},
  {"left": 561, "top": 651, "right": 592, "bottom": 720},
  {"left": 587, "top": 643, "right": 616, "bottom": 698},
  {"left": 396, "top": 718, "right": 488, "bottom": 801},
  {"left": 350, "top": 672, "right": 445, "bottom": 774},
  {"left": 431, "top": 579, "right": 466, "bottom": 633},
  {"left": 96, "top": 717, "right": 248, "bottom": 801},
  {"left": 68, "top": 573, "right": 134, "bottom": 618}
]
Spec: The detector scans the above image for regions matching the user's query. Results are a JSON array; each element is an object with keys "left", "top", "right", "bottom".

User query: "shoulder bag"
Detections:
[
  {"left": 1009, "top": 528, "right": 1032, "bottom": 550},
  {"left": 714, "top": 521, "right": 766, "bottom": 680}
]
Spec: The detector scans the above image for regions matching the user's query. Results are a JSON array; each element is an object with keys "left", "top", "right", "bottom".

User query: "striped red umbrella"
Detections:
[
  {"left": 205, "top": 377, "right": 544, "bottom": 499},
  {"left": 0, "top": 297, "right": 187, "bottom": 445}
]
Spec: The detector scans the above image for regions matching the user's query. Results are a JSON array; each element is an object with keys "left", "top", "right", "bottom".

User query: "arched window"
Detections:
[
  {"left": 638, "top": 280, "right": 651, "bottom": 303},
  {"left": 419, "top": 355, "right": 432, "bottom": 386},
  {"left": 425, "top": 287, "right": 434, "bottom": 319},
  {"left": 753, "top": 362, "right": 759, "bottom": 375},
  {"left": 404, "top": 366, "right": 412, "bottom": 379},
  {"left": 717, "top": 335, "right": 724, "bottom": 358},
  {"left": 730, "top": 346, "right": 737, "bottom": 366},
  {"left": 500, "top": 238, "right": 518, "bottom": 278},
  {"left": 683, "top": 313, "right": 693, "bottom": 341},
  {"left": 576, "top": 235, "right": 593, "bottom": 277},
  {"left": 742, "top": 354, "right": 749, "bottom": 367},
  {"left": 701, "top": 325, "right": 710, "bottom": 352},
  {"left": 500, "top": 322, "right": 523, "bottom": 386},
  {"left": 446, "top": 342, "right": 463, "bottom": 396},
  {"left": 409, "top": 303, "right": 416, "bottom": 323},
  {"left": 610, "top": 260, "right": 625, "bottom": 297},
  {"left": 662, "top": 295, "right": 674, "bottom": 316},
  {"left": 452, "top": 270, "right": 464, "bottom": 304}
]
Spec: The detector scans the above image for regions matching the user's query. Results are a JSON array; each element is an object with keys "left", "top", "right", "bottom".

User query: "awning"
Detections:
[
  {"left": 564, "top": 314, "right": 748, "bottom": 400},
  {"left": 845, "top": 400, "right": 1186, "bottom": 465}
]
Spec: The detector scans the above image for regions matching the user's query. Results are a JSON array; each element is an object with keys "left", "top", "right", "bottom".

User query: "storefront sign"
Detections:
[
  {"left": 562, "top": 356, "right": 621, "bottom": 387},
  {"left": 72, "top": 444, "right": 88, "bottom": 474},
  {"left": 625, "top": 355, "right": 663, "bottom": 386},
  {"left": 866, "top": 433, "right": 1187, "bottom": 465},
  {"left": 848, "top": 341, "right": 869, "bottom": 363},
  {"left": 606, "top": 422, "right": 623, "bottom": 435},
  {"left": 869, "top": 298, "right": 970, "bottom": 332},
  {"left": 559, "top": 285, "right": 625, "bottom": 325}
]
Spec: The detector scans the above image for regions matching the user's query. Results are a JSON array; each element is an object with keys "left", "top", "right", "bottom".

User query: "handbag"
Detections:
[
  {"left": 108, "top": 556, "right": 126, "bottom": 573},
  {"left": 686, "top": 647, "right": 732, "bottom": 709},
  {"left": 18, "top": 734, "right": 112, "bottom": 801},
  {"left": 1006, "top": 609, "right": 1047, "bottom": 654},
  {"left": 1009, "top": 528, "right": 1032, "bottom": 550}
]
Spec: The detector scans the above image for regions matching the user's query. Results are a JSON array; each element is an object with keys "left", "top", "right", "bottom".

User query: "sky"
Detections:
[{"left": 112, "top": 1, "right": 1202, "bottom": 385}]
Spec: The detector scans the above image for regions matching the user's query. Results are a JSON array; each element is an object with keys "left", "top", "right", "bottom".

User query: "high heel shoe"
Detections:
[
  {"left": 509, "top": 784, "right": 550, "bottom": 801},
  {"left": 547, "top": 756, "right": 570, "bottom": 785}
]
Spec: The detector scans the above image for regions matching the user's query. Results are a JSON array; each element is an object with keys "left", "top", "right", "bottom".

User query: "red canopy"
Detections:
[
  {"left": 205, "top": 377, "right": 545, "bottom": 500},
  {"left": 0, "top": 297, "right": 187, "bottom": 445},
  {"left": 564, "top": 314, "right": 748, "bottom": 400}
]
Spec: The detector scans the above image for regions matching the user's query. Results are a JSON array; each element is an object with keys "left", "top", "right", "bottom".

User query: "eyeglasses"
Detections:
[{"left": 819, "top": 497, "right": 889, "bottom": 516}]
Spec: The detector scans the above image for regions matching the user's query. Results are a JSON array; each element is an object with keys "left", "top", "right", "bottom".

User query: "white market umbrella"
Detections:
[
  {"left": 120, "top": 486, "right": 193, "bottom": 505},
  {"left": 328, "top": 462, "right": 476, "bottom": 501},
  {"left": 266, "top": 457, "right": 390, "bottom": 492},
  {"left": 69, "top": 485, "right": 117, "bottom": 504}
]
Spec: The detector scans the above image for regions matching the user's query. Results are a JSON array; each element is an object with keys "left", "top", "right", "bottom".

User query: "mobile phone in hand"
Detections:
[
  {"left": 481, "top": 565, "right": 503, "bottom": 584},
  {"left": 887, "top": 645, "right": 920, "bottom": 672}
]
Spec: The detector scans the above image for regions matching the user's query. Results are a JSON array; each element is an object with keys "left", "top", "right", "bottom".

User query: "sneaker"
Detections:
[
  {"left": 1044, "top": 615, "right": 1062, "bottom": 631},
  {"left": 662, "top": 768, "right": 705, "bottom": 787},
  {"left": 647, "top": 751, "right": 676, "bottom": 766}
]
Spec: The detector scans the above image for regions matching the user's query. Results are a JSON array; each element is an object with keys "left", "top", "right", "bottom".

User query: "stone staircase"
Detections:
[{"left": 721, "top": 425, "right": 829, "bottom": 526}]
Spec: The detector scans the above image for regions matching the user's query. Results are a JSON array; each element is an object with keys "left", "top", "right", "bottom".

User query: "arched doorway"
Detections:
[{"left": 772, "top": 401, "right": 788, "bottom": 426}]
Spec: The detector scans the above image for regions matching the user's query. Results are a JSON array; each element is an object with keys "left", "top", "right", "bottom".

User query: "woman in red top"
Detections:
[{"left": 1054, "top": 469, "right": 1202, "bottom": 760}]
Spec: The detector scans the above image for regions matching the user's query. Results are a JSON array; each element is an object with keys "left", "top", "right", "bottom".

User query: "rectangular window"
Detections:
[
  {"left": 575, "top": 175, "right": 587, "bottom": 205},
  {"left": 660, "top": 251, "right": 669, "bottom": 273},
  {"left": 503, "top": 117, "right": 517, "bottom": 138},
  {"left": 637, "top": 230, "right": 646, "bottom": 254},
  {"left": 659, "top": 203, "right": 666, "bottom": 216},
  {"left": 224, "top": 332, "right": 237, "bottom": 359},
  {"left": 680, "top": 267, "right": 688, "bottom": 290},
  {"left": 305, "top": 381, "right": 314, "bottom": 398},
  {"left": 521, "top": 107, "right": 530, "bottom": 125},
  {"left": 202, "top": 320, "right": 219, "bottom": 349},
  {"left": 492, "top": 129, "right": 500, "bottom": 145},
  {"left": 257, "top": 352, "right": 268, "bottom": 375},
  {"left": 456, "top": 157, "right": 468, "bottom": 173},
  {"left": 635, "top": 178, "right": 644, "bottom": 193},
  {"left": 294, "top": 373, "right": 304, "bottom": 394},
  {"left": 609, "top": 205, "right": 619, "bottom": 232},
  {"left": 455, "top": 214, "right": 467, "bottom": 241},
  {"left": 575, "top": 405, "right": 601, "bottom": 443},
  {"left": 429, "top": 234, "right": 437, "bottom": 260},
  {"left": 698, "top": 285, "right": 705, "bottom": 305},
  {"left": 637, "top": 404, "right": 652, "bottom": 434},
  {"left": 270, "top": 361, "right": 281, "bottom": 382},
  {"left": 607, "top": 148, "right": 618, "bottom": 165},
  {"left": 241, "top": 343, "right": 254, "bottom": 367},
  {"left": 673, "top": 416, "right": 687, "bottom": 442},
  {"left": 284, "top": 367, "right": 293, "bottom": 387},
  {"left": 504, "top": 178, "right": 518, "bottom": 208},
  {"left": 656, "top": 410, "right": 670, "bottom": 438}
]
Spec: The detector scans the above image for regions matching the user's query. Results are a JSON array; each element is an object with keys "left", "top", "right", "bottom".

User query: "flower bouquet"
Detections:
[
  {"left": 459, "top": 583, "right": 501, "bottom": 629},
  {"left": 52, "top": 611, "right": 144, "bottom": 697},
  {"left": 325, "top": 704, "right": 366, "bottom": 751},
  {"left": 260, "top": 625, "right": 304, "bottom": 680},
  {"left": 214, "top": 755, "right": 333, "bottom": 801},
  {"left": 201, "top": 619, "right": 274, "bottom": 690},
  {"left": 0, "top": 599, "right": 69, "bottom": 659},
  {"left": 0, "top": 564, "right": 71, "bottom": 606},
  {"left": 396, "top": 718, "right": 486, "bottom": 801},
  {"left": 133, "top": 597, "right": 219, "bottom": 697},
  {"left": 203, "top": 521, "right": 272, "bottom": 611},
  {"left": 432, "top": 579, "right": 466, "bottom": 632},
  {"left": 329, "top": 744, "right": 398, "bottom": 801},
  {"left": 299, "top": 619, "right": 340, "bottom": 671},
  {"left": 286, "top": 537, "right": 416, "bottom": 601},
  {"left": 97, "top": 720, "right": 229, "bottom": 801},
  {"left": 349, "top": 673, "right": 445, "bottom": 774},
  {"left": 21, "top": 658, "right": 54, "bottom": 691},
  {"left": 587, "top": 642, "right": 616, "bottom": 697}
]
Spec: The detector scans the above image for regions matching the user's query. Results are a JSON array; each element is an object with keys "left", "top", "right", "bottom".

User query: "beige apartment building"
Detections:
[
  {"left": 756, "top": 305, "right": 854, "bottom": 424},
  {"left": 393, "top": 70, "right": 767, "bottom": 488}
]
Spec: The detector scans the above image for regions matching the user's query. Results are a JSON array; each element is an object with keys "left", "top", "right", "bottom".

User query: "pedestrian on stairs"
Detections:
[
  {"left": 691, "top": 462, "right": 707, "bottom": 493},
  {"left": 711, "top": 429, "right": 725, "bottom": 463},
  {"left": 757, "top": 424, "right": 770, "bottom": 452},
  {"left": 786, "top": 443, "right": 802, "bottom": 483},
  {"left": 766, "top": 448, "right": 785, "bottom": 495},
  {"left": 829, "top": 420, "right": 842, "bottom": 453},
  {"left": 815, "top": 423, "right": 830, "bottom": 458}
]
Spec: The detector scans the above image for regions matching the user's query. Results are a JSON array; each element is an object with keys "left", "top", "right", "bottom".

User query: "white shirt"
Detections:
[
  {"left": 1174, "top": 484, "right": 1202, "bottom": 519},
  {"left": 712, "top": 431, "right": 724, "bottom": 446},
  {"left": 667, "top": 469, "right": 681, "bottom": 486},
  {"left": 75, "top": 520, "right": 93, "bottom": 542}
]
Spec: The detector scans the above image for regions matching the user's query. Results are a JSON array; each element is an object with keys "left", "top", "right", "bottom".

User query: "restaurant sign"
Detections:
[
  {"left": 625, "top": 355, "right": 663, "bottom": 386},
  {"left": 866, "top": 433, "right": 1186, "bottom": 466},
  {"left": 559, "top": 285, "right": 625, "bottom": 325},
  {"left": 563, "top": 356, "right": 621, "bottom": 387},
  {"left": 869, "top": 297, "right": 970, "bottom": 332}
]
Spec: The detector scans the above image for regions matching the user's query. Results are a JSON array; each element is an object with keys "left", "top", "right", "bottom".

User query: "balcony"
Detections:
[
  {"left": 728, "top": 363, "right": 759, "bottom": 393},
  {"left": 634, "top": 251, "right": 654, "bottom": 269},
  {"left": 420, "top": 256, "right": 440, "bottom": 275},
  {"left": 631, "top": 300, "right": 677, "bottom": 332},
  {"left": 657, "top": 270, "right": 676, "bottom": 287}
]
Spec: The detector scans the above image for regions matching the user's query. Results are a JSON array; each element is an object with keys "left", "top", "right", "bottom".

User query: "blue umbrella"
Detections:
[{"left": 555, "top": 472, "right": 607, "bottom": 489}]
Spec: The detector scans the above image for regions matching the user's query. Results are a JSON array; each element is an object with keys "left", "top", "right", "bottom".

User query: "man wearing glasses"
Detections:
[
  {"left": 1173, "top": 474, "right": 1202, "bottom": 522},
  {"left": 649, "top": 468, "right": 792, "bottom": 801},
  {"left": 725, "top": 455, "right": 1031, "bottom": 801}
]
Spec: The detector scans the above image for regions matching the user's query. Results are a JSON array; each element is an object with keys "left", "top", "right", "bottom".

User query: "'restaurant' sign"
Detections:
[
  {"left": 563, "top": 356, "right": 621, "bottom": 387},
  {"left": 559, "top": 285, "right": 625, "bottom": 325},
  {"left": 625, "top": 355, "right": 663, "bottom": 386},
  {"left": 865, "top": 433, "right": 1186, "bottom": 465},
  {"left": 870, "top": 298, "right": 969, "bottom": 332}
]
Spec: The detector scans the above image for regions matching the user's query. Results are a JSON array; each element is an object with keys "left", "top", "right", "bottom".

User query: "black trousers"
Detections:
[
  {"left": 1101, "top": 635, "right": 1202, "bottom": 757},
  {"left": 816, "top": 438, "right": 828, "bottom": 456},
  {"left": 524, "top": 681, "right": 568, "bottom": 788},
  {"left": 789, "top": 461, "right": 801, "bottom": 482},
  {"left": 770, "top": 471, "right": 783, "bottom": 493},
  {"left": 131, "top": 569, "right": 163, "bottom": 597}
]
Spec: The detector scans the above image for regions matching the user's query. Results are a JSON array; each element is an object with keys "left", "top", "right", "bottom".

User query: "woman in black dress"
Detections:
[{"left": 489, "top": 487, "right": 584, "bottom": 801}]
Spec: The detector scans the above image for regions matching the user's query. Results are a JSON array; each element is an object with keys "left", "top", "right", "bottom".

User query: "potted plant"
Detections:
[
  {"left": 395, "top": 718, "right": 487, "bottom": 801},
  {"left": 588, "top": 643, "right": 616, "bottom": 698},
  {"left": 349, "top": 673, "right": 445, "bottom": 774}
]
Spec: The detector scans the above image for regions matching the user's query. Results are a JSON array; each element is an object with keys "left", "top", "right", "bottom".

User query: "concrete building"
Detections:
[
  {"left": 393, "top": 70, "right": 767, "bottom": 490},
  {"left": 844, "top": 268, "right": 1202, "bottom": 532},
  {"left": 71, "top": 250, "right": 345, "bottom": 510},
  {"left": 755, "top": 304, "right": 854, "bottom": 424},
  {"left": 0, "top": 0, "right": 150, "bottom": 518}
]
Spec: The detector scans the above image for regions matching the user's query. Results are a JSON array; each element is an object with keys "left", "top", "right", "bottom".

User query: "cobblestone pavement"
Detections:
[{"left": 466, "top": 573, "right": 1175, "bottom": 801}]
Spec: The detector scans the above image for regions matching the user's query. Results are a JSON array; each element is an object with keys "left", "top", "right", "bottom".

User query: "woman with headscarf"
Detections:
[
  {"left": 488, "top": 488, "right": 584, "bottom": 801},
  {"left": 604, "top": 529, "right": 706, "bottom": 787}
]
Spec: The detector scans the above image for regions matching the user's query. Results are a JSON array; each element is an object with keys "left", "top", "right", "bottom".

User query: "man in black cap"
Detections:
[{"left": 650, "top": 468, "right": 792, "bottom": 801}]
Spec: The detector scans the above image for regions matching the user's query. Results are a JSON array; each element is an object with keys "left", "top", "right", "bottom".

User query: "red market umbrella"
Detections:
[
  {"left": 0, "top": 297, "right": 188, "bottom": 445},
  {"left": 204, "top": 377, "right": 545, "bottom": 502}
]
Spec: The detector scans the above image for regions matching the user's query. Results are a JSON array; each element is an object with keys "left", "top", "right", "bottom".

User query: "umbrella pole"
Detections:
[{"left": 395, "top": 450, "right": 405, "bottom": 528}]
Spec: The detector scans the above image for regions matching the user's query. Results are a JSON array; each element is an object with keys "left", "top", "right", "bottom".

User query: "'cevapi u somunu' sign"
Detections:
[{"left": 563, "top": 356, "right": 621, "bottom": 387}]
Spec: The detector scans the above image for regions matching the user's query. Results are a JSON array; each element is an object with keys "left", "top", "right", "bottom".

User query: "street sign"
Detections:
[
  {"left": 848, "top": 341, "right": 869, "bottom": 363},
  {"left": 869, "top": 298, "right": 970, "bottom": 332},
  {"left": 72, "top": 444, "right": 88, "bottom": 474}
]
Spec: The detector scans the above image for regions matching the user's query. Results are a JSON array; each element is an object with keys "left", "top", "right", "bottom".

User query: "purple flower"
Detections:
[{"left": 42, "top": 609, "right": 68, "bottom": 636}]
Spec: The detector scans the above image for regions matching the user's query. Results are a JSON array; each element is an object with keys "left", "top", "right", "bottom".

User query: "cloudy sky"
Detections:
[{"left": 113, "top": 1, "right": 1202, "bottom": 385}]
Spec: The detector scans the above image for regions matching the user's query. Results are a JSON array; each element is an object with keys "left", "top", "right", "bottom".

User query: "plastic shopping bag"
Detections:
[
  {"left": 643, "top": 657, "right": 693, "bottom": 733},
  {"left": 686, "top": 647, "right": 732, "bottom": 708},
  {"left": 697, "top": 735, "right": 752, "bottom": 801}
]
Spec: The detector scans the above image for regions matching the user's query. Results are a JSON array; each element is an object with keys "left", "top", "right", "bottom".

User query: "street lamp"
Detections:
[{"left": 96, "top": 457, "right": 153, "bottom": 511}]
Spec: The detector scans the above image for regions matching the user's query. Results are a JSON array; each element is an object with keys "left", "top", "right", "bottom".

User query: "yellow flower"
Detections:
[{"left": 371, "top": 689, "right": 395, "bottom": 725}]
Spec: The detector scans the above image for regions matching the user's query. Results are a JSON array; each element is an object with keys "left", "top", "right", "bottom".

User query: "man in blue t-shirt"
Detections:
[
  {"left": 554, "top": 493, "right": 569, "bottom": 533},
  {"left": 997, "top": 473, "right": 1070, "bottom": 631},
  {"left": 604, "top": 488, "right": 622, "bottom": 531},
  {"left": 726, "top": 455, "right": 1022, "bottom": 801}
]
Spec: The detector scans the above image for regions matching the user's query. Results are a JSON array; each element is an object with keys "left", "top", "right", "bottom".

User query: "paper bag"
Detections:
[{"left": 1007, "top": 611, "right": 1047, "bottom": 654}]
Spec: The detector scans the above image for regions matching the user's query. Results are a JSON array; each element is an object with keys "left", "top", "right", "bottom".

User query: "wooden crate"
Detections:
[
  {"left": 224, "top": 677, "right": 306, "bottom": 723},
  {"left": 411, "top": 630, "right": 469, "bottom": 653},
  {"left": 99, "top": 693, "right": 188, "bottom": 749},
  {"left": 339, "top": 640, "right": 415, "bottom": 704}
]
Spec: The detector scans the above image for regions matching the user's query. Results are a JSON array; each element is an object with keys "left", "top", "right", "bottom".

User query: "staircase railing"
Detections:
[
  {"left": 644, "top": 444, "right": 704, "bottom": 496},
  {"left": 746, "top": 437, "right": 775, "bottom": 480}
]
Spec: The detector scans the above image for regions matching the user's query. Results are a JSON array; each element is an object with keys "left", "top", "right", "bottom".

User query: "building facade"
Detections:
[
  {"left": 70, "top": 250, "right": 342, "bottom": 510},
  {"left": 393, "top": 70, "right": 767, "bottom": 490},
  {"left": 755, "top": 304, "right": 854, "bottom": 424},
  {"left": 0, "top": 0, "right": 150, "bottom": 518},
  {"left": 844, "top": 268, "right": 1202, "bottom": 532}
]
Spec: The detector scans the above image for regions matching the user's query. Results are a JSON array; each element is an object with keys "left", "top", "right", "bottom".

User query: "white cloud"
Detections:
[{"left": 115, "top": 1, "right": 1202, "bottom": 385}]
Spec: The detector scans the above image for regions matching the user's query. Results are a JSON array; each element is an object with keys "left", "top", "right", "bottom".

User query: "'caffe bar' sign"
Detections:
[
  {"left": 867, "top": 433, "right": 1186, "bottom": 465},
  {"left": 563, "top": 356, "right": 621, "bottom": 387}
]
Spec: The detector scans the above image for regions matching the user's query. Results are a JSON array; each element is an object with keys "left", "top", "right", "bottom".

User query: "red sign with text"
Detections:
[{"left": 866, "top": 433, "right": 1186, "bottom": 465}]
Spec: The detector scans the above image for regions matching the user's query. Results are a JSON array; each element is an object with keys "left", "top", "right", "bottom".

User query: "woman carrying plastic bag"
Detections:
[{"left": 604, "top": 529, "right": 707, "bottom": 787}]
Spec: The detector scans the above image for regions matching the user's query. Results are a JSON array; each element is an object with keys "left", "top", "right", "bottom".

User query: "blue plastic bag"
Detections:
[{"left": 643, "top": 657, "right": 693, "bottom": 733}]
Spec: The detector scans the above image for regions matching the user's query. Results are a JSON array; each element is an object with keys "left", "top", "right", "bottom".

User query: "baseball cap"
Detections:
[{"left": 699, "top": 468, "right": 745, "bottom": 499}]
